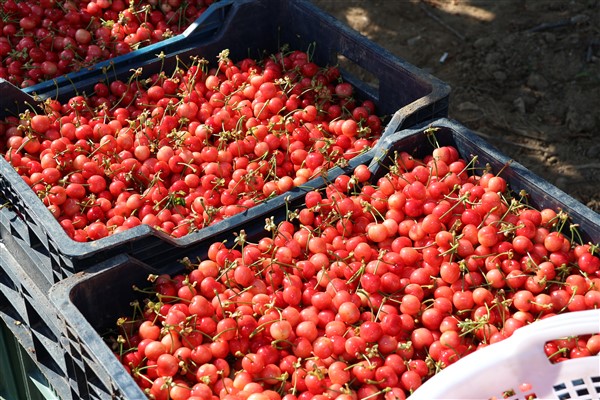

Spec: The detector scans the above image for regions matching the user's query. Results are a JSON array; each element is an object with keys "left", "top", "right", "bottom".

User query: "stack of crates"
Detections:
[{"left": 0, "top": 1, "right": 597, "bottom": 399}]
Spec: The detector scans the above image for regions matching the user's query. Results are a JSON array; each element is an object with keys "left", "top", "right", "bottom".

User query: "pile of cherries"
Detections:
[
  {"left": 0, "top": 0, "right": 214, "bottom": 87},
  {"left": 111, "top": 136, "right": 600, "bottom": 400},
  {"left": 0, "top": 48, "right": 381, "bottom": 241}
]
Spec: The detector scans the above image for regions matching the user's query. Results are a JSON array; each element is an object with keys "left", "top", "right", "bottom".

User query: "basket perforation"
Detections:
[
  {"left": 552, "top": 376, "right": 600, "bottom": 400},
  {"left": 576, "top": 388, "right": 590, "bottom": 397}
]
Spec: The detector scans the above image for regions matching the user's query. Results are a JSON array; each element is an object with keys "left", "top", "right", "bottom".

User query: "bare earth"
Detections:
[{"left": 311, "top": 0, "right": 600, "bottom": 213}]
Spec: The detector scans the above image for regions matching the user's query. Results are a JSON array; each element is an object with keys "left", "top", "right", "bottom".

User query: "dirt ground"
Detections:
[{"left": 311, "top": 0, "right": 600, "bottom": 213}]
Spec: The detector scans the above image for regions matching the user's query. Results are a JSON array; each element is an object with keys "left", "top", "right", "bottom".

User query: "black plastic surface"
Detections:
[{"left": 0, "top": 243, "right": 80, "bottom": 400}]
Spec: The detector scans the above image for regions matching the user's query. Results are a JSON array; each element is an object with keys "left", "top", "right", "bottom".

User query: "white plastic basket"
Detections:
[{"left": 408, "top": 309, "right": 600, "bottom": 400}]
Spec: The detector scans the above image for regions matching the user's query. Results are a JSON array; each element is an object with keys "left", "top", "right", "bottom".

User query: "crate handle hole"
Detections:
[{"left": 336, "top": 54, "right": 379, "bottom": 100}]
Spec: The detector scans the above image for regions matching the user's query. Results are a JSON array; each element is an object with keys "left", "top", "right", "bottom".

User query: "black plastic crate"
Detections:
[
  {"left": 0, "top": 0, "right": 449, "bottom": 292},
  {"left": 25, "top": 0, "right": 450, "bottom": 132},
  {"left": 49, "top": 118, "right": 600, "bottom": 399},
  {"left": 12, "top": 0, "right": 226, "bottom": 96},
  {"left": 0, "top": 242, "right": 80, "bottom": 400}
]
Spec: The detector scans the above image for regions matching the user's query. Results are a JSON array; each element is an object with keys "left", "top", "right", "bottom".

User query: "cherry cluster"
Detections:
[
  {"left": 1, "top": 48, "right": 382, "bottom": 241},
  {"left": 112, "top": 136, "right": 600, "bottom": 400},
  {"left": 0, "top": 0, "right": 214, "bottom": 87}
]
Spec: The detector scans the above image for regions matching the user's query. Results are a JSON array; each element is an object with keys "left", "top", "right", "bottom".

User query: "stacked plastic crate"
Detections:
[{"left": 49, "top": 118, "right": 600, "bottom": 399}]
